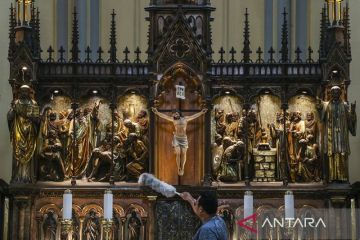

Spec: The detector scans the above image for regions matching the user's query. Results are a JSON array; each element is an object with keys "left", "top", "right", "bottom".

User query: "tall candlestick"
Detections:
[
  {"left": 104, "top": 189, "right": 113, "bottom": 220},
  {"left": 284, "top": 190, "right": 294, "bottom": 219},
  {"left": 244, "top": 191, "right": 253, "bottom": 218},
  {"left": 63, "top": 189, "right": 72, "bottom": 220}
]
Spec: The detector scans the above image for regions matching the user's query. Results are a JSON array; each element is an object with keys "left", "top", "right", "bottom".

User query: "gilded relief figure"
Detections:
[
  {"left": 87, "top": 133, "right": 121, "bottom": 181},
  {"left": 224, "top": 112, "right": 239, "bottom": 140},
  {"left": 67, "top": 101, "right": 100, "bottom": 178},
  {"left": 305, "top": 112, "right": 318, "bottom": 140},
  {"left": 217, "top": 141, "right": 244, "bottom": 182},
  {"left": 43, "top": 211, "right": 57, "bottom": 240},
  {"left": 136, "top": 110, "right": 149, "bottom": 145},
  {"left": 57, "top": 110, "right": 71, "bottom": 163},
  {"left": 39, "top": 130, "right": 65, "bottom": 181},
  {"left": 152, "top": 107, "right": 207, "bottom": 176},
  {"left": 127, "top": 211, "right": 142, "bottom": 240},
  {"left": 83, "top": 210, "right": 100, "bottom": 240},
  {"left": 317, "top": 86, "right": 357, "bottom": 182},
  {"left": 212, "top": 134, "right": 224, "bottom": 177},
  {"left": 269, "top": 112, "right": 286, "bottom": 179},
  {"left": 126, "top": 133, "right": 148, "bottom": 180},
  {"left": 215, "top": 109, "right": 226, "bottom": 137},
  {"left": 7, "top": 85, "right": 40, "bottom": 183},
  {"left": 297, "top": 134, "right": 320, "bottom": 182},
  {"left": 288, "top": 111, "right": 305, "bottom": 182},
  {"left": 107, "top": 109, "right": 127, "bottom": 142}
]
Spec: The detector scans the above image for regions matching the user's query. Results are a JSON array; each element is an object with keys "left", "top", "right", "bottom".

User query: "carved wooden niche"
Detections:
[{"left": 154, "top": 63, "right": 205, "bottom": 185}]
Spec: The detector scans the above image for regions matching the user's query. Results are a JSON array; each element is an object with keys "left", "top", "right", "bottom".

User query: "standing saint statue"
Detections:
[
  {"left": 317, "top": 86, "right": 357, "bottom": 182},
  {"left": 152, "top": 107, "right": 207, "bottom": 176},
  {"left": 7, "top": 85, "right": 40, "bottom": 183}
]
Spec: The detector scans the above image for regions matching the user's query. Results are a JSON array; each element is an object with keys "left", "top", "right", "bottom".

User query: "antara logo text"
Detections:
[{"left": 237, "top": 213, "right": 326, "bottom": 234}]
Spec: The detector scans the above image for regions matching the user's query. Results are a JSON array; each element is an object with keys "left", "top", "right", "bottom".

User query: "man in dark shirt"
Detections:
[{"left": 180, "top": 191, "right": 228, "bottom": 240}]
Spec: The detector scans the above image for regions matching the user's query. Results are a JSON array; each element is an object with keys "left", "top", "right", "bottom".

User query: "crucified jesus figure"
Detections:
[{"left": 152, "top": 107, "right": 207, "bottom": 176}]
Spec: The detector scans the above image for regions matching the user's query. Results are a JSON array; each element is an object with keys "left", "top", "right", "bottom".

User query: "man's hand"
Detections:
[
  {"left": 180, "top": 192, "right": 200, "bottom": 207},
  {"left": 151, "top": 107, "right": 158, "bottom": 113},
  {"left": 201, "top": 108, "right": 208, "bottom": 113}
]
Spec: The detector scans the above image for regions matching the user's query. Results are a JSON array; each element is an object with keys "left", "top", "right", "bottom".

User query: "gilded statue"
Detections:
[
  {"left": 124, "top": 119, "right": 141, "bottom": 138},
  {"left": 87, "top": 133, "right": 122, "bottom": 181},
  {"left": 305, "top": 112, "right": 318, "bottom": 140},
  {"left": 126, "top": 133, "right": 148, "bottom": 180},
  {"left": 317, "top": 86, "right": 357, "bottom": 182},
  {"left": 83, "top": 210, "right": 100, "bottom": 240},
  {"left": 107, "top": 109, "right": 127, "bottom": 143},
  {"left": 212, "top": 133, "right": 224, "bottom": 177},
  {"left": 269, "top": 112, "right": 287, "bottom": 179},
  {"left": 67, "top": 101, "right": 101, "bottom": 178},
  {"left": 297, "top": 134, "right": 320, "bottom": 182},
  {"left": 127, "top": 211, "right": 142, "bottom": 240},
  {"left": 43, "top": 211, "right": 57, "bottom": 240},
  {"left": 224, "top": 112, "right": 238, "bottom": 140},
  {"left": 56, "top": 110, "right": 71, "bottom": 163},
  {"left": 217, "top": 141, "right": 244, "bottom": 182},
  {"left": 136, "top": 110, "right": 149, "bottom": 146},
  {"left": 7, "top": 85, "right": 39, "bottom": 183},
  {"left": 152, "top": 107, "right": 207, "bottom": 176},
  {"left": 288, "top": 111, "right": 305, "bottom": 182},
  {"left": 39, "top": 130, "right": 65, "bottom": 181},
  {"left": 214, "top": 109, "right": 226, "bottom": 137}
]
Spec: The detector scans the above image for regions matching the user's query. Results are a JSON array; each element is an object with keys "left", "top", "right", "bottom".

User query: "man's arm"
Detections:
[
  {"left": 152, "top": 107, "right": 173, "bottom": 122},
  {"left": 186, "top": 108, "right": 207, "bottom": 122}
]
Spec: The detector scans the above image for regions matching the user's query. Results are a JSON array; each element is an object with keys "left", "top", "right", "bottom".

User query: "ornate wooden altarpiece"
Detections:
[{"left": 3, "top": 0, "right": 359, "bottom": 239}]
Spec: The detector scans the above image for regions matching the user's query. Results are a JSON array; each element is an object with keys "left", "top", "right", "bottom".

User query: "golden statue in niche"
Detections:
[
  {"left": 7, "top": 85, "right": 39, "bottom": 183},
  {"left": 317, "top": 86, "right": 357, "bottom": 182},
  {"left": 152, "top": 107, "right": 207, "bottom": 176},
  {"left": 66, "top": 101, "right": 101, "bottom": 178}
]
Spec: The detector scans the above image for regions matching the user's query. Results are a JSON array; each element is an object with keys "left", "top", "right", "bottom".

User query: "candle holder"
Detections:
[
  {"left": 102, "top": 218, "right": 113, "bottom": 240},
  {"left": 283, "top": 219, "right": 294, "bottom": 240},
  {"left": 61, "top": 219, "right": 73, "bottom": 240}
]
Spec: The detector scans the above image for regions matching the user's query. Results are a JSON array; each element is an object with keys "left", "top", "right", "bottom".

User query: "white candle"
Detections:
[
  {"left": 244, "top": 191, "right": 253, "bottom": 218},
  {"left": 104, "top": 189, "right": 113, "bottom": 220},
  {"left": 63, "top": 189, "right": 72, "bottom": 220},
  {"left": 284, "top": 191, "right": 295, "bottom": 219}
]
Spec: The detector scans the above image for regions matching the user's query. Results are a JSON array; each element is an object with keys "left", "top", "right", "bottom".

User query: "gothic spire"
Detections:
[
  {"left": 280, "top": 8, "right": 289, "bottom": 63},
  {"left": 241, "top": 8, "right": 252, "bottom": 63},
  {"left": 8, "top": 3, "right": 16, "bottom": 60},
  {"left": 343, "top": 2, "right": 351, "bottom": 58},
  {"left": 319, "top": 4, "right": 327, "bottom": 59},
  {"left": 108, "top": 9, "right": 118, "bottom": 63},
  {"left": 70, "top": 7, "right": 80, "bottom": 62},
  {"left": 35, "top": 8, "right": 41, "bottom": 59}
]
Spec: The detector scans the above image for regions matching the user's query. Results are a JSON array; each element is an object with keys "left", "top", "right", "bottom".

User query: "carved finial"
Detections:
[
  {"left": 70, "top": 7, "right": 80, "bottom": 62},
  {"left": 256, "top": 47, "right": 264, "bottom": 63},
  {"left": 294, "top": 47, "right": 302, "bottom": 63},
  {"left": 280, "top": 8, "right": 289, "bottom": 63},
  {"left": 218, "top": 47, "right": 225, "bottom": 63},
  {"left": 229, "top": 47, "right": 237, "bottom": 63},
  {"left": 268, "top": 46, "right": 275, "bottom": 63},
  {"left": 134, "top": 47, "right": 142, "bottom": 63},
  {"left": 108, "top": 9, "right": 118, "bottom": 63},
  {"left": 306, "top": 46, "right": 314, "bottom": 63},
  {"left": 85, "top": 46, "right": 92, "bottom": 63},
  {"left": 96, "top": 47, "right": 104, "bottom": 63},
  {"left": 46, "top": 46, "right": 55, "bottom": 63},
  {"left": 241, "top": 8, "right": 252, "bottom": 63},
  {"left": 123, "top": 47, "right": 130, "bottom": 63},
  {"left": 58, "top": 46, "right": 66, "bottom": 63}
]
